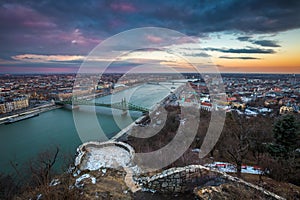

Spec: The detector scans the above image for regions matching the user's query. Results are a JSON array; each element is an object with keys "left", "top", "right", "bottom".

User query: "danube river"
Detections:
[{"left": 0, "top": 82, "right": 183, "bottom": 174}]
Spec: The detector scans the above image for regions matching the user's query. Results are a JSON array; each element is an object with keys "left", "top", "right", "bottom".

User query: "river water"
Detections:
[{"left": 0, "top": 82, "right": 183, "bottom": 174}]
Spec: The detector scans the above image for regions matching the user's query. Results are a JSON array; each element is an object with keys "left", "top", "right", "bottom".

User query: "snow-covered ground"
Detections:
[
  {"left": 75, "top": 141, "right": 142, "bottom": 192},
  {"left": 81, "top": 146, "right": 133, "bottom": 171},
  {"left": 205, "top": 162, "right": 263, "bottom": 174}
]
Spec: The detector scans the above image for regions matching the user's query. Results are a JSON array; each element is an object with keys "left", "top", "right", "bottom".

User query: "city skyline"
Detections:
[{"left": 0, "top": 0, "right": 300, "bottom": 74}]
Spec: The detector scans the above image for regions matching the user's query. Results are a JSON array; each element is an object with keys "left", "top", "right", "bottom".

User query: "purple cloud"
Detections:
[{"left": 0, "top": 0, "right": 300, "bottom": 73}]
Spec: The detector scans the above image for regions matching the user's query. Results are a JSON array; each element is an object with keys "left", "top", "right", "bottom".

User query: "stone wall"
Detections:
[
  {"left": 138, "top": 165, "right": 224, "bottom": 193},
  {"left": 138, "top": 164, "right": 285, "bottom": 200}
]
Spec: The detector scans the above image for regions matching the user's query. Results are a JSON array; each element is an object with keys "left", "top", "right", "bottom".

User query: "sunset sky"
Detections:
[{"left": 0, "top": 0, "right": 299, "bottom": 74}]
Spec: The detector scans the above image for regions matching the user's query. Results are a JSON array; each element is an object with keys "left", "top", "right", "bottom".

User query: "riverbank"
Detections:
[
  {"left": 111, "top": 82, "right": 185, "bottom": 141},
  {"left": 0, "top": 103, "right": 62, "bottom": 125},
  {"left": 0, "top": 84, "right": 141, "bottom": 125}
]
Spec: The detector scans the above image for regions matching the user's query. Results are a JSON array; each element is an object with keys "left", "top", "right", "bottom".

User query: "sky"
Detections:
[{"left": 0, "top": 0, "right": 300, "bottom": 74}]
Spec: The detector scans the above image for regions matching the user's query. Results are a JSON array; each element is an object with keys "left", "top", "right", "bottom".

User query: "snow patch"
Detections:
[
  {"left": 75, "top": 148, "right": 84, "bottom": 166},
  {"left": 101, "top": 168, "right": 107, "bottom": 174},
  {"left": 49, "top": 178, "right": 60, "bottom": 186},
  {"left": 73, "top": 169, "right": 81, "bottom": 177},
  {"left": 205, "top": 162, "right": 263, "bottom": 174},
  {"left": 37, "top": 194, "right": 42, "bottom": 200},
  {"left": 191, "top": 148, "right": 200, "bottom": 153},
  {"left": 91, "top": 177, "right": 96, "bottom": 184},
  {"left": 75, "top": 173, "right": 96, "bottom": 188}
]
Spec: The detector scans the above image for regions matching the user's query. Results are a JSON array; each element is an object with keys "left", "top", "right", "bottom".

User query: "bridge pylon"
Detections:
[{"left": 121, "top": 97, "right": 128, "bottom": 116}]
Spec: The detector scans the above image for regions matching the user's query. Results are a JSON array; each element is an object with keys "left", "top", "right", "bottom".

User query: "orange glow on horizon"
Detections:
[{"left": 214, "top": 53, "right": 300, "bottom": 73}]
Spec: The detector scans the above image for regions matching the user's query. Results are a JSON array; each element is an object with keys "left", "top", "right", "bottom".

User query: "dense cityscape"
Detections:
[{"left": 1, "top": 73, "right": 299, "bottom": 117}]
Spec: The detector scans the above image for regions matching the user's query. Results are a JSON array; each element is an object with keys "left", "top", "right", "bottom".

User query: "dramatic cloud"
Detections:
[
  {"left": 219, "top": 56, "right": 261, "bottom": 60},
  {"left": 181, "top": 52, "right": 211, "bottom": 57},
  {"left": 237, "top": 36, "right": 281, "bottom": 47},
  {"left": 0, "top": 3, "right": 56, "bottom": 30},
  {"left": 204, "top": 47, "right": 276, "bottom": 54},
  {"left": 1, "top": 0, "right": 300, "bottom": 41},
  {"left": 11, "top": 54, "right": 118, "bottom": 64},
  {"left": 237, "top": 36, "right": 252, "bottom": 41},
  {"left": 1, "top": 0, "right": 299, "bottom": 46},
  {"left": 251, "top": 40, "right": 281, "bottom": 47},
  {"left": 0, "top": 0, "right": 299, "bottom": 72},
  {"left": 12, "top": 54, "right": 85, "bottom": 63}
]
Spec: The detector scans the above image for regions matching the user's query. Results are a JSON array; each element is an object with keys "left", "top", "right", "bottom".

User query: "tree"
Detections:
[
  {"left": 247, "top": 116, "right": 274, "bottom": 182},
  {"left": 268, "top": 114, "right": 299, "bottom": 158},
  {"left": 0, "top": 173, "right": 18, "bottom": 199},
  {"left": 248, "top": 116, "right": 273, "bottom": 165},
  {"left": 28, "top": 147, "right": 60, "bottom": 187},
  {"left": 266, "top": 114, "right": 300, "bottom": 183},
  {"left": 220, "top": 112, "right": 253, "bottom": 178}
]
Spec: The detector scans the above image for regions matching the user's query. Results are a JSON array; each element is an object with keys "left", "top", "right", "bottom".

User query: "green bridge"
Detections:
[{"left": 57, "top": 98, "right": 150, "bottom": 113}]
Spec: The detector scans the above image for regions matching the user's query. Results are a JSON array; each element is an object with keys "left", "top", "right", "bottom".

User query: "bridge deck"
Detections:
[{"left": 57, "top": 99, "right": 149, "bottom": 112}]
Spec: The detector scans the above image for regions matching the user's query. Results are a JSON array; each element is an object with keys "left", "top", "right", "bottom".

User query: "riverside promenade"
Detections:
[{"left": 0, "top": 103, "right": 61, "bottom": 125}]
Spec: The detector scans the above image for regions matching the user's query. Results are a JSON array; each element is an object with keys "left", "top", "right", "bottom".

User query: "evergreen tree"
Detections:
[{"left": 268, "top": 114, "right": 299, "bottom": 158}]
